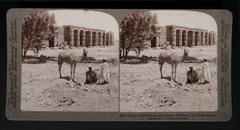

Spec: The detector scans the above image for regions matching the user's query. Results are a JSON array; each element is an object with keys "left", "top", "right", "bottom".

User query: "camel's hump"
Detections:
[
  {"left": 159, "top": 50, "right": 179, "bottom": 57},
  {"left": 58, "top": 50, "right": 81, "bottom": 58}
]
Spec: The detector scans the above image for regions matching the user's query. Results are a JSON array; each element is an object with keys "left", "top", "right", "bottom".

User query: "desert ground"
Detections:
[
  {"left": 21, "top": 46, "right": 119, "bottom": 111},
  {"left": 120, "top": 46, "right": 218, "bottom": 112}
]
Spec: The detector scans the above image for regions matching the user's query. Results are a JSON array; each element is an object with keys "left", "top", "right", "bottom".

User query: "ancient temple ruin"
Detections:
[
  {"left": 48, "top": 25, "right": 114, "bottom": 48},
  {"left": 150, "top": 25, "right": 217, "bottom": 48}
]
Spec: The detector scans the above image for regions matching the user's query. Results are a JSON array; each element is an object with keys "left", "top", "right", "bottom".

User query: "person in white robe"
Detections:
[
  {"left": 201, "top": 59, "right": 211, "bottom": 83},
  {"left": 98, "top": 59, "right": 111, "bottom": 84}
]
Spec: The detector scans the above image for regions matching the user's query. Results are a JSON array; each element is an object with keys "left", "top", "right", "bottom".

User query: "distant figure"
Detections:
[
  {"left": 98, "top": 59, "right": 111, "bottom": 84},
  {"left": 85, "top": 65, "right": 98, "bottom": 84},
  {"left": 134, "top": 46, "right": 141, "bottom": 58},
  {"left": 186, "top": 66, "right": 199, "bottom": 84},
  {"left": 33, "top": 46, "right": 39, "bottom": 58},
  {"left": 201, "top": 59, "right": 211, "bottom": 84}
]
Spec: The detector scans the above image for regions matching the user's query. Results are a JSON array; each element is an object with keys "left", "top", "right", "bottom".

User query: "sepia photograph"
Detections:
[
  {"left": 6, "top": 8, "right": 232, "bottom": 121},
  {"left": 21, "top": 10, "right": 119, "bottom": 111},
  {"left": 120, "top": 10, "right": 218, "bottom": 112}
]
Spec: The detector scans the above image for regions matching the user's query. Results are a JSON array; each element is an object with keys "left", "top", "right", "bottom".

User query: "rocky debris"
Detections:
[
  {"left": 120, "top": 92, "right": 132, "bottom": 102},
  {"left": 158, "top": 96, "right": 176, "bottom": 107},
  {"left": 139, "top": 88, "right": 177, "bottom": 108},
  {"left": 57, "top": 96, "right": 75, "bottom": 107},
  {"left": 41, "top": 88, "right": 53, "bottom": 97}
]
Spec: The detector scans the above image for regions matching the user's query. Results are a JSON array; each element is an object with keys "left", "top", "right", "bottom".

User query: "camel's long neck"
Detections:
[
  {"left": 81, "top": 53, "right": 87, "bottom": 61},
  {"left": 181, "top": 55, "right": 186, "bottom": 62}
]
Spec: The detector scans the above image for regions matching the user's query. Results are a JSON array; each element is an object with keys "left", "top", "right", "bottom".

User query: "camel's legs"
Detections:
[
  {"left": 171, "top": 64, "right": 174, "bottom": 79},
  {"left": 70, "top": 64, "right": 73, "bottom": 79},
  {"left": 58, "top": 63, "right": 62, "bottom": 78},
  {"left": 174, "top": 64, "right": 177, "bottom": 80},
  {"left": 73, "top": 63, "right": 77, "bottom": 80},
  {"left": 159, "top": 63, "right": 163, "bottom": 78}
]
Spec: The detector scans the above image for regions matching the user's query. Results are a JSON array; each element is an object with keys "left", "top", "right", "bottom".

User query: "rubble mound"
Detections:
[
  {"left": 138, "top": 88, "right": 177, "bottom": 108},
  {"left": 57, "top": 96, "right": 75, "bottom": 107},
  {"left": 158, "top": 96, "right": 176, "bottom": 107}
]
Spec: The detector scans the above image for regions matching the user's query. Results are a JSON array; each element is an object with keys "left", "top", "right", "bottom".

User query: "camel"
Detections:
[
  {"left": 158, "top": 49, "right": 189, "bottom": 80},
  {"left": 58, "top": 49, "right": 88, "bottom": 80}
]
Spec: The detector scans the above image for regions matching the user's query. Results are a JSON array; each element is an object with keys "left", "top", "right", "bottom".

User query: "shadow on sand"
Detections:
[
  {"left": 155, "top": 76, "right": 183, "bottom": 86},
  {"left": 60, "top": 76, "right": 71, "bottom": 81},
  {"left": 60, "top": 76, "right": 83, "bottom": 86},
  {"left": 162, "top": 76, "right": 172, "bottom": 81}
]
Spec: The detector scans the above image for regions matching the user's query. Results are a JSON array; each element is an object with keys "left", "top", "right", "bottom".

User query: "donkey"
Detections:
[
  {"left": 58, "top": 49, "right": 88, "bottom": 80},
  {"left": 158, "top": 49, "right": 189, "bottom": 80}
]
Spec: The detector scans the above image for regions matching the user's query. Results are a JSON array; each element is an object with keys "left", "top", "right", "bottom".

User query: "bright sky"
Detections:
[
  {"left": 47, "top": 10, "right": 217, "bottom": 42},
  {"left": 150, "top": 10, "right": 217, "bottom": 32},
  {"left": 47, "top": 10, "right": 119, "bottom": 41}
]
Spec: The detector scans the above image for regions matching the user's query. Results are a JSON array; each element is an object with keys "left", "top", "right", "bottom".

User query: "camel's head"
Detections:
[
  {"left": 182, "top": 49, "right": 189, "bottom": 61},
  {"left": 83, "top": 49, "right": 88, "bottom": 58}
]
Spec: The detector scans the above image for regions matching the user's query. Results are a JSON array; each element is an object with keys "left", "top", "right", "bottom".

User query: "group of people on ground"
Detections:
[
  {"left": 84, "top": 59, "right": 111, "bottom": 85},
  {"left": 186, "top": 59, "right": 211, "bottom": 84}
]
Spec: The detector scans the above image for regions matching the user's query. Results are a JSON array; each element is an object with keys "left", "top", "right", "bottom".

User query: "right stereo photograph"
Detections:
[{"left": 120, "top": 10, "right": 217, "bottom": 112}]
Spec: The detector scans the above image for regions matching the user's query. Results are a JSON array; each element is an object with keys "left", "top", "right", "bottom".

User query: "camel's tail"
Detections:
[
  {"left": 158, "top": 54, "right": 164, "bottom": 65},
  {"left": 57, "top": 54, "right": 62, "bottom": 65}
]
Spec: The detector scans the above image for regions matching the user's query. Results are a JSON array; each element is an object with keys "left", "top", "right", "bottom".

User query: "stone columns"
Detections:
[
  {"left": 109, "top": 34, "right": 112, "bottom": 46},
  {"left": 192, "top": 31, "right": 195, "bottom": 46},
  {"left": 102, "top": 33, "right": 104, "bottom": 46},
  {"left": 110, "top": 34, "right": 113, "bottom": 45},
  {"left": 198, "top": 32, "right": 201, "bottom": 46},
  {"left": 104, "top": 33, "right": 107, "bottom": 46},
  {"left": 95, "top": 32, "right": 99, "bottom": 46},
  {"left": 99, "top": 33, "right": 103, "bottom": 46},
  {"left": 195, "top": 31, "right": 201, "bottom": 46},
  {"left": 209, "top": 33, "right": 212, "bottom": 45},
  {"left": 105, "top": 34, "right": 108, "bottom": 46},
  {"left": 200, "top": 32, "right": 204, "bottom": 46},
  {"left": 82, "top": 30, "right": 85, "bottom": 47},
  {"left": 184, "top": 30, "right": 188, "bottom": 46},
  {"left": 202, "top": 32, "right": 206, "bottom": 46},
  {"left": 77, "top": 30, "right": 80, "bottom": 46},
  {"left": 179, "top": 30, "right": 182, "bottom": 46},
  {"left": 172, "top": 29, "right": 176, "bottom": 46},
  {"left": 92, "top": 32, "right": 95, "bottom": 46},
  {"left": 89, "top": 31, "right": 92, "bottom": 46},
  {"left": 107, "top": 33, "right": 110, "bottom": 46},
  {"left": 205, "top": 32, "right": 209, "bottom": 46},
  {"left": 208, "top": 33, "right": 211, "bottom": 45},
  {"left": 212, "top": 34, "right": 216, "bottom": 45},
  {"left": 70, "top": 29, "right": 74, "bottom": 47}
]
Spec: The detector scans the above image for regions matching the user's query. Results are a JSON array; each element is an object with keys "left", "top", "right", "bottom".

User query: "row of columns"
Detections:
[
  {"left": 69, "top": 29, "right": 113, "bottom": 47},
  {"left": 171, "top": 28, "right": 216, "bottom": 47}
]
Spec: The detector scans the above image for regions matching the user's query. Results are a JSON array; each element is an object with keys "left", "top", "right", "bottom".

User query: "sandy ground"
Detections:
[
  {"left": 22, "top": 45, "right": 218, "bottom": 112},
  {"left": 120, "top": 46, "right": 217, "bottom": 112},
  {"left": 21, "top": 46, "right": 119, "bottom": 111}
]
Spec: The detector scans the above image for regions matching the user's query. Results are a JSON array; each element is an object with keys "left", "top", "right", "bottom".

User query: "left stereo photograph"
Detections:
[{"left": 6, "top": 9, "right": 120, "bottom": 119}]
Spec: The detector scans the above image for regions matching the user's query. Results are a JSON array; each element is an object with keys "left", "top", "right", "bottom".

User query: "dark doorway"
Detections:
[
  {"left": 151, "top": 36, "right": 157, "bottom": 48},
  {"left": 49, "top": 37, "right": 55, "bottom": 47}
]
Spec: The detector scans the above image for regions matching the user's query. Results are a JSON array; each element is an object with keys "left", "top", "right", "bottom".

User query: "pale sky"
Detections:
[
  {"left": 47, "top": 10, "right": 217, "bottom": 42},
  {"left": 150, "top": 10, "right": 217, "bottom": 32},
  {"left": 47, "top": 10, "right": 119, "bottom": 41}
]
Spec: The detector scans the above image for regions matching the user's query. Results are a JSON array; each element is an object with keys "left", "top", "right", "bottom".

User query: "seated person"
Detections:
[
  {"left": 85, "top": 66, "right": 98, "bottom": 84},
  {"left": 186, "top": 66, "right": 199, "bottom": 84}
]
